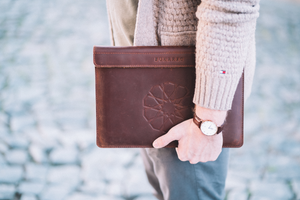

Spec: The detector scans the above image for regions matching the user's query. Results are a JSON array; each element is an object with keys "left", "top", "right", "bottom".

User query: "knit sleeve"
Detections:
[{"left": 193, "top": 0, "right": 260, "bottom": 110}]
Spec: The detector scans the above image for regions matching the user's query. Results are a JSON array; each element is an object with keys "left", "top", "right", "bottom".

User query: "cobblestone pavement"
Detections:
[{"left": 0, "top": 0, "right": 300, "bottom": 200}]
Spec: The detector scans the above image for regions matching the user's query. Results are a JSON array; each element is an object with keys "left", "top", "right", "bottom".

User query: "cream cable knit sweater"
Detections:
[{"left": 134, "top": 0, "right": 260, "bottom": 110}]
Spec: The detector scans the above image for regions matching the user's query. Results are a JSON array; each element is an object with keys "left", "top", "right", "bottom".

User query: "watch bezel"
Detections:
[{"left": 200, "top": 121, "right": 218, "bottom": 136}]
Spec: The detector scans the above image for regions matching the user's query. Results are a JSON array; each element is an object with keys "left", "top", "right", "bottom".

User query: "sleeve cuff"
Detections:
[{"left": 193, "top": 68, "right": 241, "bottom": 111}]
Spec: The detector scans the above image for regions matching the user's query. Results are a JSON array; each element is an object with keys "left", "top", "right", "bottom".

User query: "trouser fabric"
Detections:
[{"left": 141, "top": 148, "right": 230, "bottom": 200}]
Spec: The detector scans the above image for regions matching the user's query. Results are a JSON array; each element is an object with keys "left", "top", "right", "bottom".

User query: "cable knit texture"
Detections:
[{"left": 134, "top": 0, "right": 260, "bottom": 110}]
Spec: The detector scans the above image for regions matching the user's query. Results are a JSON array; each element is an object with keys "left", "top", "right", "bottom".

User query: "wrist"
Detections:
[{"left": 194, "top": 105, "right": 227, "bottom": 126}]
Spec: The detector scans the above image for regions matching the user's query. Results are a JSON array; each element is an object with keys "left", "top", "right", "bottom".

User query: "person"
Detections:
[{"left": 106, "top": 0, "right": 260, "bottom": 199}]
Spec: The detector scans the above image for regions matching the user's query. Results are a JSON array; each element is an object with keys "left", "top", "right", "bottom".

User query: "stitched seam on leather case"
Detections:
[
  {"left": 93, "top": 53, "right": 194, "bottom": 67},
  {"left": 94, "top": 52, "right": 194, "bottom": 54},
  {"left": 97, "top": 144, "right": 175, "bottom": 148},
  {"left": 94, "top": 65, "right": 194, "bottom": 68},
  {"left": 93, "top": 51, "right": 195, "bottom": 66}
]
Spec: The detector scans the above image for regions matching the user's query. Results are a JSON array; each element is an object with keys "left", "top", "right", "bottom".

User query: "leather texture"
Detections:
[{"left": 94, "top": 46, "right": 244, "bottom": 148}]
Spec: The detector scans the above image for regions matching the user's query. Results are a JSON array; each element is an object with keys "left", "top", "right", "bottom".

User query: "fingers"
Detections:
[
  {"left": 176, "top": 147, "right": 188, "bottom": 162},
  {"left": 153, "top": 126, "right": 183, "bottom": 148},
  {"left": 189, "top": 154, "right": 218, "bottom": 164},
  {"left": 179, "top": 153, "right": 219, "bottom": 164},
  {"left": 189, "top": 158, "right": 199, "bottom": 164},
  {"left": 176, "top": 144, "right": 222, "bottom": 164}
]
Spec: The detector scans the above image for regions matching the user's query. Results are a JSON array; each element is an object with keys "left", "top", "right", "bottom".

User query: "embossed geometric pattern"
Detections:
[{"left": 143, "top": 82, "right": 192, "bottom": 132}]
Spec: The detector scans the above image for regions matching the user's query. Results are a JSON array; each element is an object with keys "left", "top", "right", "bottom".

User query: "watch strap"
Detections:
[{"left": 192, "top": 114, "right": 202, "bottom": 128}]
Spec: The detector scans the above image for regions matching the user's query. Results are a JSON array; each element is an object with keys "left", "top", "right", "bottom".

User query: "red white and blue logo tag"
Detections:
[{"left": 220, "top": 70, "right": 226, "bottom": 74}]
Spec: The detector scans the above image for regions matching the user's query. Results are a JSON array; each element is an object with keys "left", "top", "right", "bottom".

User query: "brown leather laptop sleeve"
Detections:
[{"left": 94, "top": 46, "right": 244, "bottom": 148}]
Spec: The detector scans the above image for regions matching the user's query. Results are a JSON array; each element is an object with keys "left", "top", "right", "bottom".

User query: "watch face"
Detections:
[{"left": 200, "top": 121, "right": 218, "bottom": 136}]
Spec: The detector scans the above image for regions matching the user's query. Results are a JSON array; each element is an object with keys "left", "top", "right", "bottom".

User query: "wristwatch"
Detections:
[{"left": 192, "top": 114, "right": 224, "bottom": 136}]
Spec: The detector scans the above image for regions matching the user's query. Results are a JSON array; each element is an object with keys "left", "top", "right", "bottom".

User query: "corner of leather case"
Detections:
[
  {"left": 96, "top": 139, "right": 106, "bottom": 148},
  {"left": 235, "top": 139, "right": 244, "bottom": 148},
  {"left": 93, "top": 46, "right": 99, "bottom": 66}
]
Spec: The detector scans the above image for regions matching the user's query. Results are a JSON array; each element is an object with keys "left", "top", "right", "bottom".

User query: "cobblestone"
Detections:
[
  {"left": 0, "top": 165, "right": 23, "bottom": 184},
  {"left": 64, "top": 193, "right": 98, "bottom": 200},
  {"left": 126, "top": 165, "right": 154, "bottom": 197},
  {"left": 267, "top": 155, "right": 300, "bottom": 179},
  {"left": 225, "top": 173, "right": 248, "bottom": 191},
  {"left": 5, "top": 149, "right": 28, "bottom": 165},
  {"left": 11, "top": 115, "right": 36, "bottom": 133},
  {"left": 249, "top": 180, "right": 294, "bottom": 200},
  {"left": 49, "top": 147, "right": 78, "bottom": 164},
  {"left": 47, "top": 165, "right": 81, "bottom": 187},
  {"left": 0, "top": 0, "right": 300, "bottom": 199},
  {"left": 292, "top": 180, "right": 300, "bottom": 199},
  {"left": 40, "top": 184, "right": 74, "bottom": 200},
  {"left": 96, "top": 196, "right": 124, "bottom": 200},
  {"left": 18, "top": 181, "right": 45, "bottom": 195},
  {"left": 28, "top": 144, "right": 48, "bottom": 163},
  {"left": 227, "top": 190, "right": 248, "bottom": 200},
  {"left": 3, "top": 135, "right": 29, "bottom": 149},
  {"left": 135, "top": 196, "right": 157, "bottom": 200},
  {"left": 0, "top": 184, "right": 16, "bottom": 200},
  {"left": 0, "top": 142, "right": 8, "bottom": 154},
  {"left": 20, "top": 195, "right": 37, "bottom": 200},
  {"left": 0, "top": 154, "right": 5, "bottom": 165},
  {"left": 25, "top": 163, "right": 48, "bottom": 182},
  {"left": 105, "top": 181, "right": 123, "bottom": 197},
  {"left": 78, "top": 180, "right": 105, "bottom": 196}
]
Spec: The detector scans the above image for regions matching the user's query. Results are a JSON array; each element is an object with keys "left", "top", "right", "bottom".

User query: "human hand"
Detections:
[{"left": 152, "top": 105, "right": 227, "bottom": 164}]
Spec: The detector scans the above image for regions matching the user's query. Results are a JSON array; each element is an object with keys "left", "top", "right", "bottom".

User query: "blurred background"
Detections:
[{"left": 0, "top": 0, "right": 299, "bottom": 200}]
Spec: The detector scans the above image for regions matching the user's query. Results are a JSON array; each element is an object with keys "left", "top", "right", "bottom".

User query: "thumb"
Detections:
[{"left": 153, "top": 126, "right": 183, "bottom": 148}]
